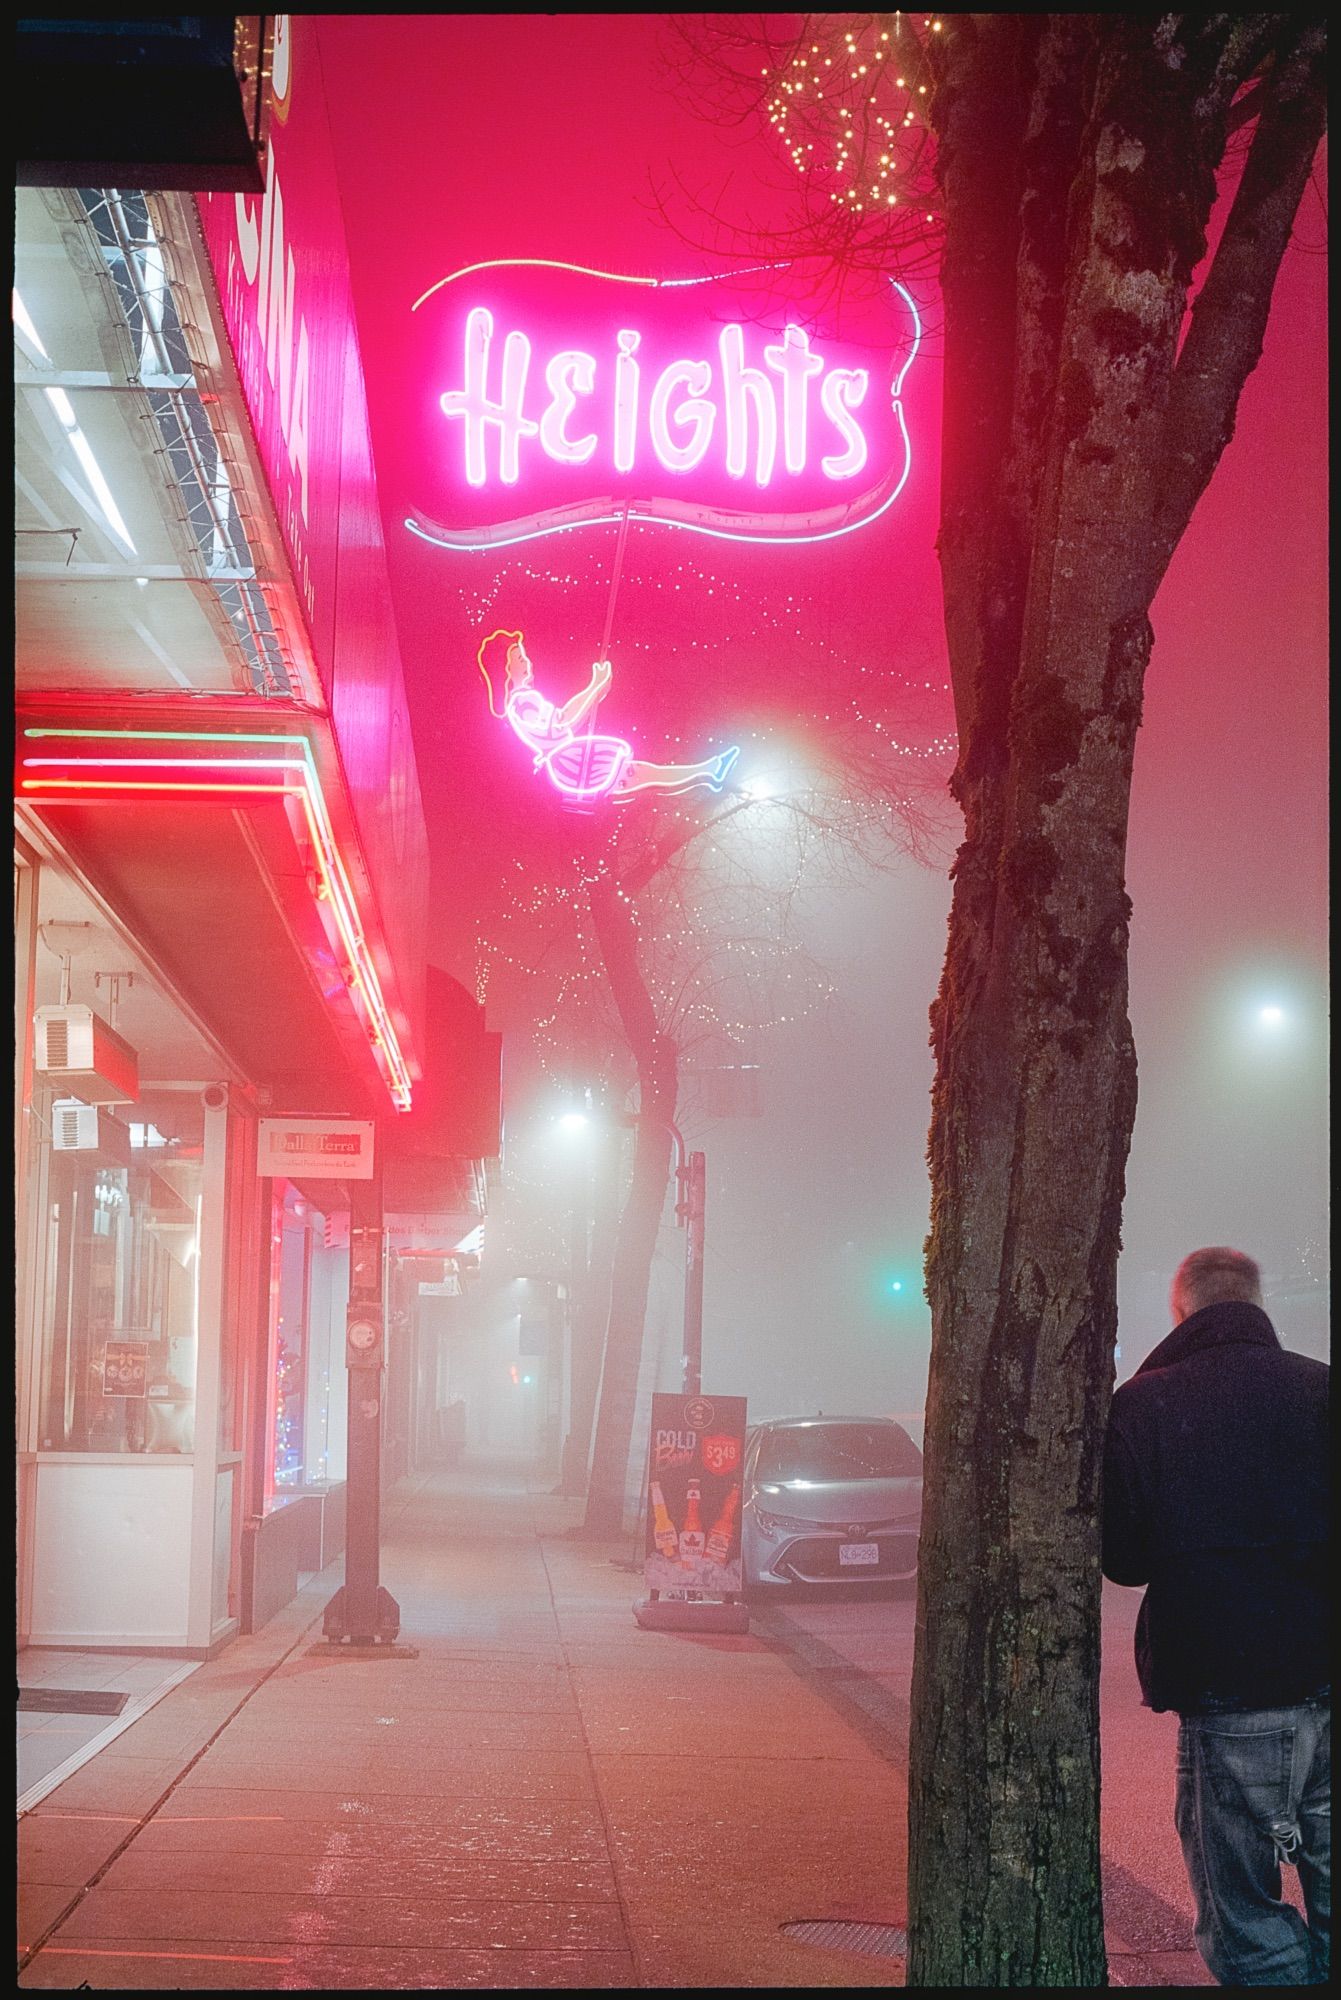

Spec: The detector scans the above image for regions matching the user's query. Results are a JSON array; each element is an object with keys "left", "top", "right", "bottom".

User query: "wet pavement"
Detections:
[
  {"left": 750, "top": 1584, "right": 1224, "bottom": 1986},
  {"left": 18, "top": 1653, "right": 202, "bottom": 1812},
  {"left": 17, "top": 1461, "right": 1249, "bottom": 1986},
  {"left": 18, "top": 1465, "right": 906, "bottom": 1989}
]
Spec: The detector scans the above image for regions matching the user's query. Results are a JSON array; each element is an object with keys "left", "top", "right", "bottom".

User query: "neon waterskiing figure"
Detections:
[{"left": 477, "top": 629, "right": 739, "bottom": 802}]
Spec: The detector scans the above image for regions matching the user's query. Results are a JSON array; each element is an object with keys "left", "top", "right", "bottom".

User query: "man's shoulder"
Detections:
[
  {"left": 1111, "top": 1342, "right": 1327, "bottom": 1421},
  {"left": 1109, "top": 1367, "right": 1167, "bottom": 1423},
  {"left": 1277, "top": 1349, "right": 1330, "bottom": 1395}
]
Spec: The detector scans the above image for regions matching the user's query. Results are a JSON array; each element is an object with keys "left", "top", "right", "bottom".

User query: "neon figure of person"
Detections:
[{"left": 477, "top": 629, "right": 739, "bottom": 803}]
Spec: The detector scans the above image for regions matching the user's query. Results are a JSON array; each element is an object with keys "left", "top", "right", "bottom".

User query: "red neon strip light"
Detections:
[
  {"left": 19, "top": 755, "right": 413, "bottom": 1108},
  {"left": 21, "top": 778, "right": 302, "bottom": 794},
  {"left": 22, "top": 755, "right": 306, "bottom": 769},
  {"left": 20, "top": 745, "right": 414, "bottom": 1105}
]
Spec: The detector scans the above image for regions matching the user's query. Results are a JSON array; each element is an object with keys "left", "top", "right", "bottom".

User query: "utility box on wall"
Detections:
[
  {"left": 51, "top": 1098, "right": 132, "bottom": 1166},
  {"left": 35, "top": 1005, "right": 139, "bottom": 1104}
]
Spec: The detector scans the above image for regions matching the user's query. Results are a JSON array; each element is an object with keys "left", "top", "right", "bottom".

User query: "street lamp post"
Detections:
[
  {"left": 676, "top": 1143, "right": 706, "bottom": 1402},
  {"left": 632, "top": 1116, "right": 748, "bottom": 1634},
  {"left": 627, "top": 1110, "right": 705, "bottom": 1401},
  {"left": 323, "top": 1145, "right": 401, "bottom": 1647}
]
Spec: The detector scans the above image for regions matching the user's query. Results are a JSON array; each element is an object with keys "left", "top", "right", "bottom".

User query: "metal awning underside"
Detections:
[
  {"left": 15, "top": 182, "right": 420, "bottom": 1118},
  {"left": 14, "top": 186, "right": 300, "bottom": 701},
  {"left": 20, "top": 789, "right": 383, "bottom": 1117}
]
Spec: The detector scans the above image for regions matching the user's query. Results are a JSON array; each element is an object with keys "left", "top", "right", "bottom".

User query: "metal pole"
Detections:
[
  {"left": 343, "top": 1170, "right": 383, "bottom": 1639},
  {"left": 654, "top": 1113, "right": 701, "bottom": 1398},
  {"left": 324, "top": 1142, "right": 400, "bottom": 1644},
  {"left": 682, "top": 1151, "right": 706, "bottom": 1399},
  {"left": 632, "top": 1138, "right": 748, "bottom": 1634},
  {"left": 597, "top": 500, "right": 633, "bottom": 669}
]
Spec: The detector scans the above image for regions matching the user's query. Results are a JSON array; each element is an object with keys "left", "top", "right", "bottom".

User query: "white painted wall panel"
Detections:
[{"left": 30, "top": 1460, "right": 193, "bottom": 1643}]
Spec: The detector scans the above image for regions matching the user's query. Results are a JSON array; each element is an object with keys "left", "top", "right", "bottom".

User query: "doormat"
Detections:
[{"left": 18, "top": 1688, "right": 130, "bottom": 1716}]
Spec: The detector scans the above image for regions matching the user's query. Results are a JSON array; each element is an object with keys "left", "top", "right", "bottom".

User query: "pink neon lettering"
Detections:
[
  {"left": 232, "top": 152, "right": 311, "bottom": 521},
  {"left": 613, "top": 330, "right": 641, "bottom": 475},
  {"left": 718, "top": 323, "right": 777, "bottom": 485},
  {"left": 647, "top": 359, "right": 715, "bottom": 473},
  {"left": 437, "top": 315, "right": 881, "bottom": 489},
  {"left": 439, "top": 307, "right": 539, "bottom": 485},
  {"left": 539, "top": 350, "right": 597, "bottom": 464},
  {"left": 763, "top": 325, "right": 825, "bottom": 476},
  {"left": 819, "top": 369, "right": 870, "bottom": 480}
]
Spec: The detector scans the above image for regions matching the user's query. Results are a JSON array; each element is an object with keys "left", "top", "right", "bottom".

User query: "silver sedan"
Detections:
[{"left": 741, "top": 1414, "right": 923, "bottom": 1593}]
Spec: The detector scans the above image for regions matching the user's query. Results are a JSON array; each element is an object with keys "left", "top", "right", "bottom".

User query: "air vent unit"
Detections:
[
  {"left": 51, "top": 1098, "right": 132, "bottom": 1166},
  {"left": 34, "top": 1005, "right": 139, "bottom": 1104}
]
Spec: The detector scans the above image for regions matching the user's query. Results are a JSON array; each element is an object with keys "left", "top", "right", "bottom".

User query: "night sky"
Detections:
[{"left": 316, "top": 15, "right": 1329, "bottom": 1423}]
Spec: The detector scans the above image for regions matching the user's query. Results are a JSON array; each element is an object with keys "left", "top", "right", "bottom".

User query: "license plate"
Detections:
[{"left": 838, "top": 1541, "right": 879, "bottom": 1566}]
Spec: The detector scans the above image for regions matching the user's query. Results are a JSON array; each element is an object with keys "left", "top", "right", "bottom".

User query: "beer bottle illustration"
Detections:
[
  {"left": 678, "top": 1478, "right": 706, "bottom": 1563},
  {"left": 706, "top": 1483, "right": 740, "bottom": 1565},
  {"left": 650, "top": 1481, "right": 678, "bottom": 1560}
]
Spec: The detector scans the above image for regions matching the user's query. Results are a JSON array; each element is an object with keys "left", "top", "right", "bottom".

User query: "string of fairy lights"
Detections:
[
  {"left": 766, "top": 14, "right": 942, "bottom": 214},
  {"left": 743, "top": 10, "right": 948, "bottom": 280},
  {"left": 451, "top": 539, "right": 954, "bottom": 749}
]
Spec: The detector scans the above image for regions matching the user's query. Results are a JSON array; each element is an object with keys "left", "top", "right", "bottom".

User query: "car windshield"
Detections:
[{"left": 755, "top": 1423, "right": 922, "bottom": 1483}]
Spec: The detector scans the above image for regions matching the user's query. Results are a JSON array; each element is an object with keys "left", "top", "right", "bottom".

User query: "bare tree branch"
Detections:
[{"left": 1150, "top": 19, "right": 1327, "bottom": 592}]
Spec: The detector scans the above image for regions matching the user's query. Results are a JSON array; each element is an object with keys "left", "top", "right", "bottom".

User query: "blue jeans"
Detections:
[{"left": 1176, "top": 1700, "right": 1330, "bottom": 1986}]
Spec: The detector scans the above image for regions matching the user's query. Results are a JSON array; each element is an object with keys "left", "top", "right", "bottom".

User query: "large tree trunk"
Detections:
[
  {"left": 582, "top": 869, "right": 677, "bottom": 1534},
  {"left": 907, "top": 15, "right": 1324, "bottom": 1985}
]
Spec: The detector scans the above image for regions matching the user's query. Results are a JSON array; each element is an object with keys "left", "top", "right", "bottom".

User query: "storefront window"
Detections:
[
  {"left": 37, "top": 1093, "right": 203, "bottom": 1454},
  {"left": 265, "top": 1184, "right": 348, "bottom": 1498},
  {"left": 272, "top": 1191, "right": 310, "bottom": 1489},
  {"left": 305, "top": 1220, "right": 347, "bottom": 1484}
]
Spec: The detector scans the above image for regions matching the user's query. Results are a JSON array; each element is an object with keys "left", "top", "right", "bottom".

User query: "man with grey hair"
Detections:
[{"left": 1103, "top": 1247, "right": 1329, "bottom": 1986}]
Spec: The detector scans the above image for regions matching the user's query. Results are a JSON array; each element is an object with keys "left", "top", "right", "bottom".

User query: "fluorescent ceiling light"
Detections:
[
  {"left": 12, "top": 288, "right": 50, "bottom": 361},
  {"left": 44, "top": 384, "right": 138, "bottom": 554}
]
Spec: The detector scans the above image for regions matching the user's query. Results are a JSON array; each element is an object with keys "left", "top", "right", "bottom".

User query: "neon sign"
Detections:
[
  {"left": 439, "top": 312, "right": 870, "bottom": 491},
  {"left": 18, "top": 726, "right": 414, "bottom": 1110},
  {"left": 477, "top": 630, "right": 739, "bottom": 804},
  {"left": 406, "top": 261, "right": 921, "bottom": 552}
]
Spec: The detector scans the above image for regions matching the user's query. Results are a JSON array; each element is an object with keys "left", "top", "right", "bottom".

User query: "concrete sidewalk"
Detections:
[{"left": 18, "top": 1465, "right": 909, "bottom": 1989}]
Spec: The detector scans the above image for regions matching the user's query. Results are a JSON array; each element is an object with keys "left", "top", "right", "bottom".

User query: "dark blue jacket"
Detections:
[{"left": 1101, "top": 1300, "right": 1329, "bottom": 1714}]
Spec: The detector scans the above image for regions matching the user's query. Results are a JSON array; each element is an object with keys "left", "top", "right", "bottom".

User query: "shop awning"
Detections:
[{"left": 16, "top": 699, "right": 418, "bottom": 1117}]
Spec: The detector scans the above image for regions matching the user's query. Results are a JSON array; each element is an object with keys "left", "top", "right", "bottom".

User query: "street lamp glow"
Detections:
[
  {"left": 558, "top": 1110, "right": 590, "bottom": 1132},
  {"left": 1258, "top": 1004, "right": 1285, "bottom": 1027}
]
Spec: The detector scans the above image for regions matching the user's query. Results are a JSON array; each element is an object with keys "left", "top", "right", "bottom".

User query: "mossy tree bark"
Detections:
[{"left": 907, "top": 15, "right": 1325, "bottom": 1985}]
